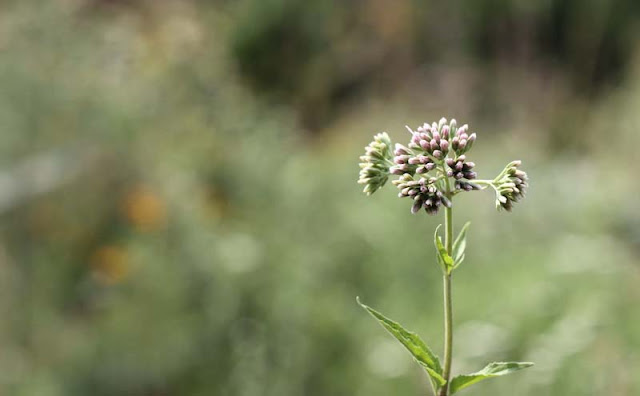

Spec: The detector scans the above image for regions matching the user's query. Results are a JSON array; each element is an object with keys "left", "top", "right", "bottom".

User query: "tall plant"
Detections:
[{"left": 357, "top": 118, "right": 533, "bottom": 395}]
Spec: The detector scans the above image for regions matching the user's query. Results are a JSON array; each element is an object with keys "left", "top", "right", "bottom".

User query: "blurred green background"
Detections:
[{"left": 1, "top": 0, "right": 639, "bottom": 395}]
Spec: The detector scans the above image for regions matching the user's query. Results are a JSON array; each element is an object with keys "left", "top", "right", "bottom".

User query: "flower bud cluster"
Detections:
[
  {"left": 449, "top": 123, "right": 476, "bottom": 156},
  {"left": 389, "top": 144, "right": 434, "bottom": 175},
  {"left": 376, "top": 118, "right": 480, "bottom": 215},
  {"left": 493, "top": 160, "right": 528, "bottom": 211},
  {"left": 358, "top": 132, "right": 393, "bottom": 195},
  {"left": 392, "top": 174, "right": 452, "bottom": 215},
  {"left": 445, "top": 156, "right": 480, "bottom": 192}
]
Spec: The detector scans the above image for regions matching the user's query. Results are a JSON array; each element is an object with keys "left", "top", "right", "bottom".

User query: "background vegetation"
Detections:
[{"left": 1, "top": 1, "right": 639, "bottom": 395}]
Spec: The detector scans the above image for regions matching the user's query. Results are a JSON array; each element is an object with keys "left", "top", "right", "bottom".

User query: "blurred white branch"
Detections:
[{"left": 0, "top": 145, "right": 101, "bottom": 213}]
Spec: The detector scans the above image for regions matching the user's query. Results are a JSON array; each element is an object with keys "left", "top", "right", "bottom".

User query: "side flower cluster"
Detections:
[
  {"left": 357, "top": 132, "right": 393, "bottom": 195},
  {"left": 492, "top": 160, "right": 529, "bottom": 211}
]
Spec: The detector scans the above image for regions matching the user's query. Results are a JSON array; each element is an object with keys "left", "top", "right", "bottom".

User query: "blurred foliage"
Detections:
[
  {"left": 0, "top": 1, "right": 639, "bottom": 396},
  {"left": 231, "top": 0, "right": 640, "bottom": 129}
]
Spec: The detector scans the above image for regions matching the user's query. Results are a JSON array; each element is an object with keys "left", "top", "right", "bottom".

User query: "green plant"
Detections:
[{"left": 357, "top": 119, "right": 533, "bottom": 395}]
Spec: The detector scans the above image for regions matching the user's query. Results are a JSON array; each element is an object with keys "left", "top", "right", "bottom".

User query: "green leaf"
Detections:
[
  {"left": 452, "top": 222, "right": 470, "bottom": 267},
  {"left": 454, "top": 253, "right": 465, "bottom": 268},
  {"left": 356, "top": 298, "right": 445, "bottom": 387},
  {"left": 450, "top": 361, "right": 534, "bottom": 394},
  {"left": 434, "top": 225, "right": 454, "bottom": 272}
]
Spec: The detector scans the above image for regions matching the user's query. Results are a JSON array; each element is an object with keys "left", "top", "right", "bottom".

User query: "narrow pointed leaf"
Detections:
[
  {"left": 357, "top": 298, "right": 445, "bottom": 386},
  {"left": 434, "top": 225, "right": 454, "bottom": 271},
  {"left": 452, "top": 222, "right": 470, "bottom": 265},
  {"left": 450, "top": 361, "right": 534, "bottom": 394},
  {"left": 452, "top": 253, "right": 465, "bottom": 269}
]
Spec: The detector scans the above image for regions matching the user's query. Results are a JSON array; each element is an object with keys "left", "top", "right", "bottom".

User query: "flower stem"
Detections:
[{"left": 439, "top": 193, "right": 454, "bottom": 395}]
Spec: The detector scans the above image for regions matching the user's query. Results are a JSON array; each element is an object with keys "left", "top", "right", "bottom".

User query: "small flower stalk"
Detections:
[{"left": 356, "top": 118, "right": 533, "bottom": 396}]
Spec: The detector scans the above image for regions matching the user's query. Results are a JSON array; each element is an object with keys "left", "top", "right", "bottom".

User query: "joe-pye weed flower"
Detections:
[{"left": 356, "top": 118, "right": 533, "bottom": 396}]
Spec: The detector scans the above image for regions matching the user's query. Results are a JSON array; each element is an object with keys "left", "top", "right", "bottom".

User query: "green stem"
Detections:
[{"left": 439, "top": 184, "right": 454, "bottom": 396}]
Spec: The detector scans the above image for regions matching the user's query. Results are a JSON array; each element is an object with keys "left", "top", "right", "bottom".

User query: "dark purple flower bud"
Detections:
[
  {"left": 425, "top": 206, "right": 438, "bottom": 215},
  {"left": 429, "top": 140, "right": 438, "bottom": 151},
  {"left": 465, "top": 171, "right": 477, "bottom": 179},
  {"left": 420, "top": 140, "right": 430, "bottom": 150},
  {"left": 417, "top": 166, "right": 427, "bottom": 174},
  {"left": 411, "top": 200, "right": 422, "bottom": 214},
  {"left": 394, "top": 155, "right": 411, "bottom": 164},
  {"left": 455, "top": 172, "right": 464, "bottom": 180},
  {"left": 455, "top": 161, "right": 464, "bottom": 171},
  {"left": 446, "top": 158, "right": 455, "bottom": 167}
]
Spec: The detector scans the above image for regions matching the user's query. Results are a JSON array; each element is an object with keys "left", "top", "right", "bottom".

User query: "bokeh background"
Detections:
[{"left": 1, "top": 0, "right": 639, "bottom": 395}]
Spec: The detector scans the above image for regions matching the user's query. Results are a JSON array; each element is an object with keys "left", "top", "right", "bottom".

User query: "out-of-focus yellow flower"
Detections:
[
  {"left": 122, "top": 186, "right": 167, "bottom": 232},
  {"left": 90, "top": 245, "right": 130, "bottom": 285}
]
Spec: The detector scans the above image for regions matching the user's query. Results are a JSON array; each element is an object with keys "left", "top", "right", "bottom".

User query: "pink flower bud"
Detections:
[
  {"left": 440, "top": 140, "right": 449, "bottom": 152},
  {"left": 441, "top": 125, "right": 450, "bottom": 140}
]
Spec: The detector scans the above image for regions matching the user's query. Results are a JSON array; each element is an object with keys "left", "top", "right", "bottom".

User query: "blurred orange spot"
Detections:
[
  {"left": 91, "top": 245, "right": 130, "bottom": 285},
  {"left": 122, "top": 186, "right": 167, "bottom": 232}
]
